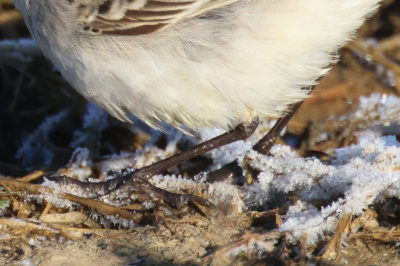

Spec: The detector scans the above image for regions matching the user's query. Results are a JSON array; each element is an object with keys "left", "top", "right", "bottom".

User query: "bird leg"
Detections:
[
  {"left": 54, "top": 84, "right": 309, "bottom": 213},
  {"left": 136, "top": 115, "right": 260, "bottom": 179},
  {"left": 206, "top": 101, "right": 305, "bottom": 182},
  {"left": 253, "top": 101, "right": 304, "bottom": 155},
  {"left": 207, "top": 85, "right": 315, "bottom": 182},
  {"left": 54, "top": 116, "right": 260, "bottom": 210}
]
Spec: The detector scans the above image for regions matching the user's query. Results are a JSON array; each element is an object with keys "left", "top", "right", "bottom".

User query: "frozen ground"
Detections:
[
  {"left": 3, "top": 93, "right": 400, "bottom": 265},
  {"left": 2, "top": 1, "right": 400, "bottom": 265}
]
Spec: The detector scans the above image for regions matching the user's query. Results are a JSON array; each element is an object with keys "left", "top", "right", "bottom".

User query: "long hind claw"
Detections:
[
  {"left": 53, "top": 174, "right": 223, "bottom": 217},
  {"left": 139, "top": 181, "right": 224, "bottom": 217}
]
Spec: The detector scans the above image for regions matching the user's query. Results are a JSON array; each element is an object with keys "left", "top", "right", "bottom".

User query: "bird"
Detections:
[
  {"left": 11, "top": 0, "right": 381, "bottom": 135},
  {"left": 9, "top": 0, "right": 383, "bottom": 213}
]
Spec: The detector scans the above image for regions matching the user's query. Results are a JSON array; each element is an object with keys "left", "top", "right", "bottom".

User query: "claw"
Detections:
[
  {"left": 52, "top": 174, "right": 224, "bottom": 218},
  {"left": 54, "top": 174, "right": 131, "bottom": 197},
  {"left": 139, "top": 181, "right": 225, "bottom": 217}
]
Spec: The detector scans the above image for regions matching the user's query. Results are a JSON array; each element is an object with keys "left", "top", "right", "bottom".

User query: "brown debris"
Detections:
[
  {"left": 16, "top": 170, "right": 46, "bottom": 182},
  {"left": 0, "top": 177, "right": 143, "bottom": 223},
  {"left": 322, "top": 213, "right": 352, "bottom": 260}
]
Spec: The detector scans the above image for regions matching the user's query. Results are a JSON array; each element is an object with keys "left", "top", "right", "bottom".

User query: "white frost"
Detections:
[{"left": 21, "top": 93, "right": 400, "bottom": 244}]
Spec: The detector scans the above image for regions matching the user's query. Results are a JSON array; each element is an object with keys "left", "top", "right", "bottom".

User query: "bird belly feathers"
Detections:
[{"left": 23, "top": 0, "right": 380, "bottom": 131}]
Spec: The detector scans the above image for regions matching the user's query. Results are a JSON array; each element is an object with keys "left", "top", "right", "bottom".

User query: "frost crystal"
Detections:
[
  {"left": 23, "top": 93, "right": 400, "bottom": 245},
  {"left": 15, "top": 110, "right": 69, "bottom": 168},
  {"left": 244, "top": 135, "right": 400, "bottom": 243}
]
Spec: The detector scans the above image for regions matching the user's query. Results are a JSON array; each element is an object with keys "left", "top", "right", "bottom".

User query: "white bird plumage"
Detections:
[{"left": 12, "top": 0, "right": 381, "bottom": 132}]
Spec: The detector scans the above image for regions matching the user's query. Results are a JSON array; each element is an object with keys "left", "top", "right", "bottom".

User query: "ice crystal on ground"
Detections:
[
  {"left": 151, "top": 174, "right": 244, "bottom": 213},
  {"left": 15, "top": 110, "right": 69, "bottom": 168},
  {"left": 244, "top": 135, "right": 400, "bottom": 244},
  {"left": 65, "top": 148, "right": 92, "bottom": 181},
  {"left": 22, "top": 93, "right": 400, "bottom": 243},
  {"left": 338, "top": 93, "right": 400, "bottom": 136},
  {"left": 39, "top": 178, "right": 77, "bottom": 209},
  {"left": 196, "top": 119, "right": 279, "bottom": 170},
  {"left": 71, "top": 103, "right": 109, "bottom": 149}
]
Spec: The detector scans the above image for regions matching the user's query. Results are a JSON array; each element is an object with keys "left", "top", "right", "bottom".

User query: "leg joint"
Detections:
[{"left": 234, "top": 116, "right": 259, "bottom": 140}]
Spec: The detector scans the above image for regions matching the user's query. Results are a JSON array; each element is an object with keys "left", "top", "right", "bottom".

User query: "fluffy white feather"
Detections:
[{"left": 13, "top": 0, "right": 381, "bottom": 131}]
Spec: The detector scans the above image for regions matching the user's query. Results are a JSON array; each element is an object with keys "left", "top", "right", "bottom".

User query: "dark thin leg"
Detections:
[
  {"left": 55, "top": 116, "right": 260, "bottom": 197},
  {"left": 208, "top": 85, "right": 316, "bottom": 181},
  {"left": 206, "top": 102, "right": 303, "bottom": 182},
  {"left": 139, "top": 181, "right": 224, "bottom": 216},
  {"left": 253, "top": 101, "right": 303, "bottom": 155},
  {"left": 137, "top": 116, "right": 259, "bottom": 178},
  {"left": 207, "top": 101, "right": 304, "bottom": 183},
  {"left": 253, "top": 84, "right": 316, "bottom": 155}
]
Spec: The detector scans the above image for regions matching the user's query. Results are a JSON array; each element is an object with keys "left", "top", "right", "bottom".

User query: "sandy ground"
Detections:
[{"left": 1, "top": 213, "right": 399, "bottom": 266}]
